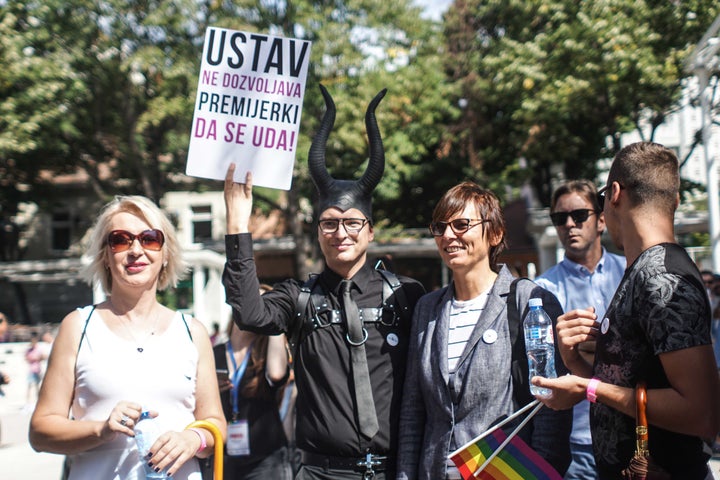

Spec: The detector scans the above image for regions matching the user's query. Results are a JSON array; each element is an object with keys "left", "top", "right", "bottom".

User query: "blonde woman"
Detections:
[{"left": 30, "top": 196, "right": 226, "bottom": 479}]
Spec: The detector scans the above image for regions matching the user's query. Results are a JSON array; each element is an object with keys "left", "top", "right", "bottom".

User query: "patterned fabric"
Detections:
[
  {"left": 591, "top": 243, "right": 712, "bottom": 478},
  {"left": 449, "top": 428, "right": 562, "bottom": 480}
]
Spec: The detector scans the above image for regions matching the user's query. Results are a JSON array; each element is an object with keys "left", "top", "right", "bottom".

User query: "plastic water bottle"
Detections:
[
  {"left": 523, "top": 298, "right": 557, "bottom": 396},
  {"left": 134, "top": 411, "right": 169, "bottom": 479}
]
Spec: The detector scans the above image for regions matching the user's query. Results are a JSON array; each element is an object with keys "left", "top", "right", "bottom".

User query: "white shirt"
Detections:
[{"left": 69, "top": 306, "right": 201, "bottom": 480}]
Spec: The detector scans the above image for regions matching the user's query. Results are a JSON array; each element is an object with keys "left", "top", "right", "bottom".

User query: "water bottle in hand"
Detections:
[
  {"left": 134, "top": 411, "right": 169, "bottom": 479},
  {"left": 523, "top": 298, "right": 557, "bottom": 397}
]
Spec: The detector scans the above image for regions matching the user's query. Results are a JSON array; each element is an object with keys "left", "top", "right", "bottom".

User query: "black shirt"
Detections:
[
  {"left": 222, "top": 233, "right": 425, "bottom": 457},
  {"left": 592, "top": 244, "right": 712, "bottom": 478}
]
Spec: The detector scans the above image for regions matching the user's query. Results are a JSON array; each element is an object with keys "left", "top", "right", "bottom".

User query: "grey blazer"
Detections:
[{"left": 396, "top": 265, "right": 572, "bottom": 480}]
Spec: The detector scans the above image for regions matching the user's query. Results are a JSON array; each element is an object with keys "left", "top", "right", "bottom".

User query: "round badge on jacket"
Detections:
[
  {"left": 600, "top": 317, "right": 610, "bottom": 334},
  {"left": 482, "top": 329, "right": 498, "bottom": 344}
]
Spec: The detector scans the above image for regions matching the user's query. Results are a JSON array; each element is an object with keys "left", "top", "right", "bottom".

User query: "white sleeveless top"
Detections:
[{"left": 69, "top": 305, "right": 201, "bottom": 480}]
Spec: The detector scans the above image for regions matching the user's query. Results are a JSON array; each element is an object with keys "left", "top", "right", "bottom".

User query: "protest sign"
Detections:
[{"left": 186, "top": 27, "right": 312, "bottom": 190}]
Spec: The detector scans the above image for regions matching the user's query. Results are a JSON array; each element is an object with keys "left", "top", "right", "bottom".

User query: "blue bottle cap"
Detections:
[{"left": 528, "top": 298, "right": 543, "bottom": 308}]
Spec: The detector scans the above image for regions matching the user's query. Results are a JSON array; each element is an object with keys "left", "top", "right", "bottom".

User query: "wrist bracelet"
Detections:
[
  {"left": 586, "top": 377, "right": 601, "bottom": 403},
  {"left": 188, "top": 427, "right": 207, "bottom": 453}
]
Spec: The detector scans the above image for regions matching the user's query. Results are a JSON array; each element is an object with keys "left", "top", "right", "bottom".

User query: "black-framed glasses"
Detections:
[
  {"left": 107, "top": 229, "right": 165, "bottom": 253},
  {"left": 549, "top": 209, "right": 598, "bottom": 226},
  {"left": 429, "top": 218, "right": 487, "bottom": 237},
  {"left": 318, "top": 218, "right": 369, "bottom": 234}
]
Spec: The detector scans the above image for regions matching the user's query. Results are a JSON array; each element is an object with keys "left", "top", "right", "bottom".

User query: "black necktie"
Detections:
[{"left": 340, "top": 280, "right": 379, "bottom": 439}]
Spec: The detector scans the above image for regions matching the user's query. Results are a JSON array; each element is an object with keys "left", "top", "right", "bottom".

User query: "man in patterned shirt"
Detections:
[{"left": 533, "top": 142, "right": 720, "bottom": 479}]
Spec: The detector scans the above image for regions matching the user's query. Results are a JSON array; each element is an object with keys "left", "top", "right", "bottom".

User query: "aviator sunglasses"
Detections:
[
  {"left": 549, "top": 209, "right": 597, "bottom": 226},
  {"left": 107, "top": 229, "right": 165, "bottom": 253}
]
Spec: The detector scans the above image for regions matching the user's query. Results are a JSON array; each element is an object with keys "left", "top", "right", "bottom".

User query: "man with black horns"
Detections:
[{"left": 222, "top": 85, "right": 425, "bottom": 479}]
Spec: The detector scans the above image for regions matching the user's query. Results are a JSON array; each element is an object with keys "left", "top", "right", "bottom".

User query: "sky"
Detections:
[{"left": 414, "top": 0, "right": 453, "bottom": 20}]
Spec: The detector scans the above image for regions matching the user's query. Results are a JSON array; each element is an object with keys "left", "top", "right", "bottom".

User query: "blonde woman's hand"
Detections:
[
  {"left": 141, "top": 427, "right": 206, "bottom": 477},
  {"left": 102, "top": 401, "right": 142, "bottom": 440}
]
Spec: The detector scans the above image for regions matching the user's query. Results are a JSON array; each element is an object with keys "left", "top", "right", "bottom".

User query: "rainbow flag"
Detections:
[{"left": 449, "top": 428, "right": 562, "bottom": 480}]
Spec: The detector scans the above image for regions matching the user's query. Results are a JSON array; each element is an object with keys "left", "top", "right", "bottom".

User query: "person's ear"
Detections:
[{"left": 488, "top": 230, "right": 503, "bottom": 248}]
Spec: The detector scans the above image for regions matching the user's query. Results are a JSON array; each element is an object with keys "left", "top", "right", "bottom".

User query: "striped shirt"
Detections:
[{"left": 448, "top": 289, "right": 491, "bottom": 373}]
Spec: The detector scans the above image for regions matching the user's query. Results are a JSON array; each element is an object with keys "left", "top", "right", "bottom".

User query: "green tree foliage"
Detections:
[
  {"left": 0, "top": 0, "right": 450, "bottom": 215},
  {"left": 0, "top": 0, "right": 451, "bottom": 276},
  {"left": 442, "top": 0, "right": 720, "bottom": 206},
  {"left": 3, "top": 0, "right": 719, "bottom": 251},
  {"left": 0, "top": 0, "right": 208, "bottom": 211}
]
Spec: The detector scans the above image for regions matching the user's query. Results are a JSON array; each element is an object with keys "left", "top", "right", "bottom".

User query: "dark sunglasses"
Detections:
[
  {"left": 429, "top": 218, "right": 487, "bottom": 237},
  {"left": 107, "top": 229, "right": 165, "bottom": 252},
  {"left": 597, "top": 185, "right": 609, "bottom": 210},
  {"left": 597, "top": 183, "right": 625, "bottom": 209},
  {"left": 549, "top": 209, "right": 597, "bottom": 226}
]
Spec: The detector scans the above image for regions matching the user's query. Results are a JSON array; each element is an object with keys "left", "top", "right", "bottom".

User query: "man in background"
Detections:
[{"left": 535, "top": 180, "right": 625, "bottom": 480}]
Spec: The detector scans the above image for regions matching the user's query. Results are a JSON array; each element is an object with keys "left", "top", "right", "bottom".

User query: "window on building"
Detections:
[
  {"left": 191, "top": 205, "right": 212, "bottom": 243},
  {"left": 51, "top": 210, "right": 73, "bottom": 250}
]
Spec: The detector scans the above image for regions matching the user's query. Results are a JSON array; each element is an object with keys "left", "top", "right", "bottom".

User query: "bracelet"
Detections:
[
  {"left": 586, "top": 377, "right": 601, "bottom": 403},
  {"left": 188, "top": 427, "right": 207, "bottom": 453}
]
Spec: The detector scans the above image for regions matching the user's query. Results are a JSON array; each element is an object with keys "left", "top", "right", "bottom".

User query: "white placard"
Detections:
[{"left": 185, "top": 27, "right": 312, "bottom": 190}]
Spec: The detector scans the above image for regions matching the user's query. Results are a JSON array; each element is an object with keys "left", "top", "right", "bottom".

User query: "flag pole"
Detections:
[
  {"left": 447, "top": 399, "right": 540, "bottom": 459},
  {"left": 471, "top": 401, "right": 544, "bottom": 478}
]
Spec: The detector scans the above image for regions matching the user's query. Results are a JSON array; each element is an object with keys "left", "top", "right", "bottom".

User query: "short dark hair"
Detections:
[
  {"left": 551, "top": 180, "right": 601, "bottom": 212},
  {"left": 608, "top": 142, "right": 680, "bottom": 215},
  {"left": 432, "top": 181, "right": 507, "bottom": 272}
]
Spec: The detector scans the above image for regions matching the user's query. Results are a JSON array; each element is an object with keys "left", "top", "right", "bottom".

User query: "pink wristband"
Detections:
[
  {"left": 188, "top": 428, "right": 207, "bottom": 453},
  {"left": 586, "top": 377, "right": 601, "bottom": 403}
]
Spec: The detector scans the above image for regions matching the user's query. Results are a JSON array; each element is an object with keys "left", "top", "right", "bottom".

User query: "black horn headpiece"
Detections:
[{"left": 308, "top": 84, "right": 387, "bottom": 222}]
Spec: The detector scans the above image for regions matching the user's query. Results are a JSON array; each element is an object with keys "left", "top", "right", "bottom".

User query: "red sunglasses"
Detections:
[{"left": 107, "top": 229, "right": 165, "bottom": 253}]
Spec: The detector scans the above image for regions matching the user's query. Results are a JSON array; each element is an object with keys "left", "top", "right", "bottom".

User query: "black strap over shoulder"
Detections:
[
  {"left": 507, "top": 277, "right": 535, "bottom": 408},
  {"left": 377, "top": 269, "right": 411, "bottom": 323},
  {"left": 290, "top": 269, "right": 410, "bottom": 358},
  {"left": 289, "top": 274, "right": 320, "bottom": 355}
]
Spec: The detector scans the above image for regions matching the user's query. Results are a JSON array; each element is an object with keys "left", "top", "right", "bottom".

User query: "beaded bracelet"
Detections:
[{"left": 187, "top": 427, "right": 207, "bottom": 453}]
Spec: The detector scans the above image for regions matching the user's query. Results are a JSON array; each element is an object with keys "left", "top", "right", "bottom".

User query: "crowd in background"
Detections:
[{"left": 0, "top": 140, "right": 718, "bottom": 480}]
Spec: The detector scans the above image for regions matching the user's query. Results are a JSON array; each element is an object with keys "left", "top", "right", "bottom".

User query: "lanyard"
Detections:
[
  {"left": 227, "top": 341, "right": 253, "bottom": 418},
  {"left": 279, "top": 380, "right": 294, "bottom": 421}
]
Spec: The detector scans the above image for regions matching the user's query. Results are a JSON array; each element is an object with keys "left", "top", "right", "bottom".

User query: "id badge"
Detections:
[{"left": 227, "top": 419, "right": 250, "bottom": 456}]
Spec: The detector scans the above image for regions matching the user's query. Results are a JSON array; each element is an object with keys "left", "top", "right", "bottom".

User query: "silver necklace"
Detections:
[{"left": 116, "top": 308, "right": 161, "bottom": 353}]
